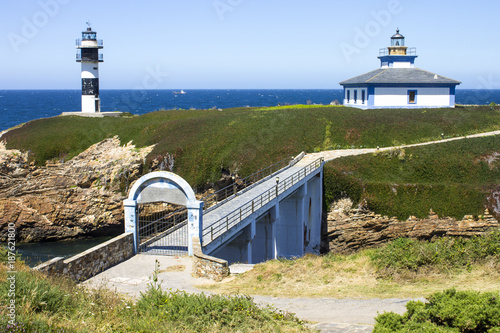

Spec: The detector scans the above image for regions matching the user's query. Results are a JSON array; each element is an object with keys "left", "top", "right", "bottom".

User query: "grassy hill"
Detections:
[
  {"left": 324, "top": 135, "right": 500, "bottom": 220},
  {"left": 3, "top": 105, "right": 500, "bottom": 191}
]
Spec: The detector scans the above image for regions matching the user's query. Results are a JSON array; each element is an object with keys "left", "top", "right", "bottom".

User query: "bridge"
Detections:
[{"left": 123, "top": 153, "right": 324, "bottom": 264}]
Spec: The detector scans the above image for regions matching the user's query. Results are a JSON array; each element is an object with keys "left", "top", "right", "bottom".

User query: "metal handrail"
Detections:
[
  {"left": 379, "top": 48, "right": 389, "bottom": 56},
  {"left": 76, "top": 38, "right": 104, "bottom": 47},
  {"left": 76, "top": 53, "right": 104, "bottom": 61},
  {"left": 201, "top": 157, "right": 293, "bottom": 212},
  {"left": 379, "top": 47, "right": 417, "bottom": 57},
  {"left": 407, "top": 47, "right": 417, "bottom": 55},
  {"left": 202, "top": 157, "right": 324, "bottom": 246}
]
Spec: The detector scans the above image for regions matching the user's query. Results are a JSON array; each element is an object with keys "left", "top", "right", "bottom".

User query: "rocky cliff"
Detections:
[
  {"left": 324, "top": 198, "right": 500, "bottom": 253},
  {"left": 0, "top": 137, "right": 154, "bottom": 242}
]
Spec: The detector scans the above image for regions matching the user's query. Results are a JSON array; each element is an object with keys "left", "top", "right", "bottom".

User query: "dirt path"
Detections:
[
  {"left": 298, "top": 130, "right": 500, "bottom": 165},
  {"left": 84, "top": 255, "right": 415, "bottom": 332},
  {"left": 252, "top": 295, "right": 420, "bottom": 332}
]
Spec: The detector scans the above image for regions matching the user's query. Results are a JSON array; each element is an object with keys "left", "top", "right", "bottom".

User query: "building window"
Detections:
[
  {"left": 347, "top": 90, "right": 350, "bottom": 103},
  {"left": 408, "top": 90, "right": 417, "bottom": 104},
  {"left": 362, "top": 90, "right": 366, "bottom": 104},
  {"left": 354, "top": 90, "right": 358, "bottom": 103}
]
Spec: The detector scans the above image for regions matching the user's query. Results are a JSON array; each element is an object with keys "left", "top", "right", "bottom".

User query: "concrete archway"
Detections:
[{"left": 123, "top": 171, "right": 203, "bottom": 255}]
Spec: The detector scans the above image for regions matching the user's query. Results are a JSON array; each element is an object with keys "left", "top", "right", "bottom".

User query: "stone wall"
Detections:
[
  {"left": 34, "top": 233, "right": 134, "bottom": 281},
  {"left": 193, "top": 253, "right": 230, "bottom": 282},
  {"left": 191, "top": 236, "right": 229, "bottom": 281},
  {"left": 324, "top": 199, "right": 500, "bottom": 253}
]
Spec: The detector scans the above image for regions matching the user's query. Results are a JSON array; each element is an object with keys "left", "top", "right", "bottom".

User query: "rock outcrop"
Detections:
[
  {"left": 324, "top": 198, "right": 500, "bottom": 253},
  {"left": 0, "top": 137, "right": 154, "bottom": 242}
]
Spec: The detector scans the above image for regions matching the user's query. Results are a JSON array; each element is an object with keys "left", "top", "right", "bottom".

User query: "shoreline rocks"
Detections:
[
  {"left": 0, "top": 137, "right": 154, "bottom": 242},
  {"left": 324, "top": 198, "right": 500, "bottom": 253}
]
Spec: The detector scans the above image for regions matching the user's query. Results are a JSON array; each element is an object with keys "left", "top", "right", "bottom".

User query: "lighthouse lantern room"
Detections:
[{"left": 76, "top": 23, "right": 103, "bottom": 113}]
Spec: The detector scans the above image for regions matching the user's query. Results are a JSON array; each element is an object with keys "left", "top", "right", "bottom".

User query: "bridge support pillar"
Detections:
[
  {"left": 124, "top": 199, "right": 138, "bottom": 254},
  {"left": 298, "top": 183, "right": 308, "bottom": 257},
  {"left": 247, "top": 218, "right": 256, "bottom": 264},
  {"left": 187, "top": 201, "right": 204, "bottom": 256},
  {"left": 275, "top": 183, "right": 307, "bottom": 259},
  {"left": 270, "top": 204, "right": 279, "bottom": 259}
]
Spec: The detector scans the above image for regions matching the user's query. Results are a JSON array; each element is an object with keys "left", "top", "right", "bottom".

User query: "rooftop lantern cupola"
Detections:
[
  {"left": 388, "top": 29, "right": 406, "bottom": 55},
  {"left": 82, "top": 26, "right": 97, "bottom": 41},
  {"left": 378, "top": 29, "right": 417, "bottom": 69}
]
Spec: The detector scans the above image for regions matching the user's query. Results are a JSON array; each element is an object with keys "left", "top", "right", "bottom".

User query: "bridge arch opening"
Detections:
[{"left": 123, "top": 171, "right": 203, "bottom": 256}]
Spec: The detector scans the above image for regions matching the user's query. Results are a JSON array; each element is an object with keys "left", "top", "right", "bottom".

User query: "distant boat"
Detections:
[{"left": 173, "top": 90, "right": 186, "bottom": 95}]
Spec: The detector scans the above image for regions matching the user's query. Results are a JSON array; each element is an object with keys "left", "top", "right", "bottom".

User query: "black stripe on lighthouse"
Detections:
[
  {"left": 82, "top": 78, "right": 99, "bottom": 96},
  {"left": 80, "top": 48, "right": 99, "bottom": 62}
]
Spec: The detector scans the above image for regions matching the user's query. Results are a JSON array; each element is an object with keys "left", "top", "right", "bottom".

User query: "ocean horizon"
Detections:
[{"left": 1, "top": 89, "right": 500, "bottom": 132}]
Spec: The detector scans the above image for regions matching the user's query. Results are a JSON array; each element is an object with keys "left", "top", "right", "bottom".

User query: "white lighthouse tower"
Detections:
[{"left": 76, "top": 23, "right": 103, "bottom": 113}]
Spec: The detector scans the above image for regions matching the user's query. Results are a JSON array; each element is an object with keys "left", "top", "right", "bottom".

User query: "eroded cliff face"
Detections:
[
  {"left": 0, "top": 137, "right": 154, "bottom": 242},
  {"left": 324, "top": 198, "right": 500, "bottom": 253}
]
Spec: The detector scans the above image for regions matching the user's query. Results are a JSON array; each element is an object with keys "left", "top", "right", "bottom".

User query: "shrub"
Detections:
[
  {"left": 374, "top": 289, "right": 500, "bottom": 332},
  {"left": 370, "top": 232, "right": 500, "bottom": 276},
  {"left": 136, "top": 280, "right": 305, "bottom": 332},
  {"left": 130, "top": 259, "right": 307, "bottom": 331}
]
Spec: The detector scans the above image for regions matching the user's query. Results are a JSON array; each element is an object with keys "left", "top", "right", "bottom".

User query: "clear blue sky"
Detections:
[{"left": 1, "top": 0, "right": 499, "bottom": 89}]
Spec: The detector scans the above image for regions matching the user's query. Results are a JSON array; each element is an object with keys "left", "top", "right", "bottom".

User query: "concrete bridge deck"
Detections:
[{"left": 201, "top": 157, "right": 322, "bottom": 253}]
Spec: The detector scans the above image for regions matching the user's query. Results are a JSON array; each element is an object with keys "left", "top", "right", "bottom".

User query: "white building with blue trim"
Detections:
[{"left": 340, "top": 30, "right": 461, "bottom": 109}]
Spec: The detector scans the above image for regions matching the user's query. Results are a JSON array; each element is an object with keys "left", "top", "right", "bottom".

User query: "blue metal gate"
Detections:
[{"left": 137, "top": 202, "right": 188, "bottom": 256}]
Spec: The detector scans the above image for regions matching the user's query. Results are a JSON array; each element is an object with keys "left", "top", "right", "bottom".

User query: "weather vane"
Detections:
[{"left": 86, "top": 21, "right": 92, "bottom": 29}]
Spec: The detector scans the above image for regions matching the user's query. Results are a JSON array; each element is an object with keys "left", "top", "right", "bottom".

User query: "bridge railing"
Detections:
[
  {"left": 202, "top": 157, "right": 324, "bottom": 246},
  {"left": 200, "top": 157, "right": 293, "bottom": 213}
]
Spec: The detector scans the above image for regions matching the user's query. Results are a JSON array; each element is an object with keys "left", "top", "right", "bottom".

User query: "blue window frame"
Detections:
[
  {"left": 347, "top": 90, "right": 350, "bottom": 103},
  {"left": 354, "top": 90, "right": 358, "bottom": 103},
  {"left": 362, "top": 90, "right": 366, "bottom": 104},
  {"left": 408, "top": 90, "right": 417, "bottom": 104}
]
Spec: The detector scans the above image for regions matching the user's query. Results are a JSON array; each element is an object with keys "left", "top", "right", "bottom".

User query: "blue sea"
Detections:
[{"left": 1, "top": 89, "right": 500, "bottom": 132}]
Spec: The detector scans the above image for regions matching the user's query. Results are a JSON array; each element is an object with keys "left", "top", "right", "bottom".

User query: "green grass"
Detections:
[
  {"left": 3, "top": 105, "right": 500, "bottom": 189},
  {"left": 252, "top": 104, "right": 341, "bottom": 111},
  {"left": 204, "top": 233, "right": 500, "bottom": 299},
  {"left": 324, "top": 135, "right": 500, "bottom": 220},
  {"left": 0, "top": 251, "right": 310, "bottom": 332}
]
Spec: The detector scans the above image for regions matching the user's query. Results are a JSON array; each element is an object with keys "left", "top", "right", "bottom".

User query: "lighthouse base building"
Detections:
[{"left": 340, "top": 30, "right": 461, "bottom": 109}]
